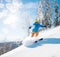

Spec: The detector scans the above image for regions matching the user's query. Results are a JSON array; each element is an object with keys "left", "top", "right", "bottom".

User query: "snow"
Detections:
[
  {"left": 23, "top": 37, "right": 40, "bottom": 46},
  {"left": 38, "top": 26, "right": 60, "bottom": 38},
  {"left": 0, "top": 26, "right": 60, "bottom": 57}
]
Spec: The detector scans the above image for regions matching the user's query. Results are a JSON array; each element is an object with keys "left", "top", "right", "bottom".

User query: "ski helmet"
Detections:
[{"left": 35, "top": 19, "right": 39, "bottom": 23}]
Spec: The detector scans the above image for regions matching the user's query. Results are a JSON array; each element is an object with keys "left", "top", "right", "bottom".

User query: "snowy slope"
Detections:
[
  {"left": 0, "top": 26, "right": 60, "bottom": 57},
  {"left": 38, "top": 26, "right": 60, "bottom": 38}
]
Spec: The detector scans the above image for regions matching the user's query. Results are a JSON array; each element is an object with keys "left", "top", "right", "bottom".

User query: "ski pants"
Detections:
[{"left": 31, "top": 32, "right": 39, "bottom": 37}]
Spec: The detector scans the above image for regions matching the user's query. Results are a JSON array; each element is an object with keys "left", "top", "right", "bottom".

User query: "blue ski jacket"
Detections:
[{"left": 29, "top": 22, "right": 45, "bottom": 32}]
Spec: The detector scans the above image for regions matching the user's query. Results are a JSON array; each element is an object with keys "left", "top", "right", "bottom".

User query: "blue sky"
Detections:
[
  {"left": 0, "top": 0, "right": 60, "bottom": 42},
  {"left": 22, "top": 0, "right": 40, "bottom": 3}
]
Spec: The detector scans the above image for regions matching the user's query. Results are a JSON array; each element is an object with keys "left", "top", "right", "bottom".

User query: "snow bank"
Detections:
[{"left": 38, "top": 26, "right": 60, "bottom": 38}]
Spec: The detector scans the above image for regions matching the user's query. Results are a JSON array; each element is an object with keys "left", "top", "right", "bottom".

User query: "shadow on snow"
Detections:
[{"left": 27, "top": 38, "right": 60, "bottom": 48}]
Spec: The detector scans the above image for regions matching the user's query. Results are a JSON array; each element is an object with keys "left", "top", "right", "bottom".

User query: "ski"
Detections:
[{"left": 34, "top": 38, "right": 43, "bottom": 43}]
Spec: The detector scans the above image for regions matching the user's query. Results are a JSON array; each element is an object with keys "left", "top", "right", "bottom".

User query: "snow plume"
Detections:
[
  {"left": 36, "top": 1, "right": 44, "bottom": 24},
  {"left": 0, "top": 10, "right": 8, "bottom": 19},
  {"left": 0, "top": 0, "right": 38, "bottom": 41},
  {"left": 6, "top": 2, "right": 22, "bottom": 13},
  {"left": 0, "top": 3, "right": 4, "bottom": 8},
  {"left": 2, "top": 28, "right": 9, "bottom": 34},
  {"left": 3, "top": 14, "right": 18, "bottom": 29},
  {"left": 3, "top": 0, "right": 22, "bottom": 28}
]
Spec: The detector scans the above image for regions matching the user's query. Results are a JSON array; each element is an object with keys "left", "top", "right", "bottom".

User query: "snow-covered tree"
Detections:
[
  {"left": 43, "top": 0, "right": 52, "bottom": 28},
  {"left": 58, "top": 12, "right": 60, "bottom": 25},
  {"left": 54, "top": 0, "right": 59, "bottom": 27},
  {"left": 36, "top": 0, "right": 52, "bottom": 28},
  {"left": 36, "top": 0, "right": 44, "bottom": 24}
]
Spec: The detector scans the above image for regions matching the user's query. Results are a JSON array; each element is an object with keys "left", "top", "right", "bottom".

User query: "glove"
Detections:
[
  {"left": 29, "top": 26, "right": 32, "bottom": 29},
  {"left": 44, "top": 26, "right": 46, "bottom": 27},
  {"left": 44, "top": 26, "right": 47, "bottom": 27}
]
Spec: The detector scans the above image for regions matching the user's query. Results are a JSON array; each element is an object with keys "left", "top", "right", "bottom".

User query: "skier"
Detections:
[{"left": 29, "top": 19, "right": 46, "bottom": 37}]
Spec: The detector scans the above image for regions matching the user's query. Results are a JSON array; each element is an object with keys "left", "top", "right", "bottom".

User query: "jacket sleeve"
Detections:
[{"left": 39, "top": 24, "right": 46, "bottom": 27}]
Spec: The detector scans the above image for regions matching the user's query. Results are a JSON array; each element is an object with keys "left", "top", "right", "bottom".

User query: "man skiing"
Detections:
[{"left": 29, "top": 19, "right": 46, "bottom": 37}]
